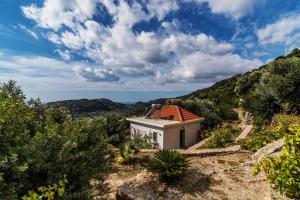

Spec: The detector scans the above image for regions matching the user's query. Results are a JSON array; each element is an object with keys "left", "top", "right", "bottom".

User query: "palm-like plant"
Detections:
[{"left": 147, "top": 149, "right": 189, "bottom": 181}]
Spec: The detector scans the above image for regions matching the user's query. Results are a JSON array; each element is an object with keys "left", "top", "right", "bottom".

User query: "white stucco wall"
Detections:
[
  {"left": 130, "top": 120, "right": 201, "bottom": 149},
  {"left": 130, "top": 122, "right": 164, "bottom": 149},
  {"left": 164, "top": 121, "right": 201, "bottom": 149}
]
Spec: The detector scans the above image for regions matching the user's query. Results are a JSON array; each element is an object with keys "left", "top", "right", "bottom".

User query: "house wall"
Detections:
[
  {"left": 130, "top": 122, "right": 164, "bottom": 149},
  {"left": 164, "top": 122, "right": 201, "bottom": 149}
]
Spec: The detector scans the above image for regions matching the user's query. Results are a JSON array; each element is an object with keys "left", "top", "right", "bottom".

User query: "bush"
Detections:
[
  {"left": 21, "top": 177, "right": 67, "bottom": 200},
  {"left": 116, "top": 144, "right": 139, "bottom": 164},
  {"left": 131, "top": 132, "right": 159, "bottom": 149},
  {"left": 147, "top": 149, "right": 189, "bottom": 181},
  {"left": 253, "top": 124, "right": 300, "bottom": 198},
  {"left": 240, "top": 115, "right": 300, "bottom": 152},
  {"left": 0, "top": 81, "right": 112, "bottom": 199},
  {"left": 205, "top": 125, "right": 236, "bottom": 148}
]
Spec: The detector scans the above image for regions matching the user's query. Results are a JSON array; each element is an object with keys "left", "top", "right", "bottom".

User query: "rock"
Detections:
[
  {"left": 235, "top": 125, "right": 253, "bottom": 141},
  {"left": 239, "top": 111, "right": 253, "bottom": 129},
  {"left": 252, "top": 139, "right": 284, "bottom": 161}
]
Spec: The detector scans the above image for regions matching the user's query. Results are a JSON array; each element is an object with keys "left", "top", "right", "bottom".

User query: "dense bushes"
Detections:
[
  {"left": 235, "top": 51, "right": 300, "bottom": 121},
  {"left": 0, "top": 81, "right": 112, "bottom": 199},
  {"left": 253, "top": 124, "right": 300, "bottom": 198},
  {"left": 147, "top": 149, "right": 189, "bottom": 182},
  {"left": 240, "top": 115, "right": 300, "bottom": 152},
  {"left": 205, "top": 125, "right": 237, "bottom": 148}
]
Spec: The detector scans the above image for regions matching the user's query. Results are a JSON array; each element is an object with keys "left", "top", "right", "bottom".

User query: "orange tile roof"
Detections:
[{"left": 149, "top": 105, "right": 200, "bottom": 122}]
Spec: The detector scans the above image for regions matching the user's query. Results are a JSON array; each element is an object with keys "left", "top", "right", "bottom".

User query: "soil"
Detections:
[{"left": 93, "top": 152, "right": 290, "bottom": 200}]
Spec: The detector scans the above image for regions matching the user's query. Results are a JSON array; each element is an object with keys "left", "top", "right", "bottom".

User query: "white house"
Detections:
[{"left": 126, "top": 105, "right": 204, "bottom": 149}]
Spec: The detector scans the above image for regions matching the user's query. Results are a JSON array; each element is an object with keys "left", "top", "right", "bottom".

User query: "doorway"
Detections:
[{"left": 180, "top": 129, "right": 185, "bottom": 148}]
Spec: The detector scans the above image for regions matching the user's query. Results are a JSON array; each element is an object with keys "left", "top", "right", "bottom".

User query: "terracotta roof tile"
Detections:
[{"left": 149, "top": 105, "right": 200, "bottom": 122}]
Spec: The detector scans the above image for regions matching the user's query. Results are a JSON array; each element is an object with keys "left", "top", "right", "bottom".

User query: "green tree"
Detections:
[{"left": 0, "top": 81, "right": 112, "bottom": 199}]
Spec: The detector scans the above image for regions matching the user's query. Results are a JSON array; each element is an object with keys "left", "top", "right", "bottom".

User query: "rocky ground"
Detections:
[{"left": 93, "top": 152, "right": 289, "bottom": 200}]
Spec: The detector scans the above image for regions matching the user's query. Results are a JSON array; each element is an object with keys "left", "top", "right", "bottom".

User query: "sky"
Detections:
[{"left": 0, "top": 0, "right": 300, "bottom": 103}]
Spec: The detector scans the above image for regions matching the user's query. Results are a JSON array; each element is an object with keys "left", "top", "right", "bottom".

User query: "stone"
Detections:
[
  {"left": 235, "top": 125, "right": 253, "bottom": 141},
  {"left": 252, "top": 139, "right": 284, "bottom": 161}
]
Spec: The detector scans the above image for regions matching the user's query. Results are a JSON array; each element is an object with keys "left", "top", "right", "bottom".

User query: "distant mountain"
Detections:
[{"left": 48, "top": 97, "right": 166, "bottom": 117}]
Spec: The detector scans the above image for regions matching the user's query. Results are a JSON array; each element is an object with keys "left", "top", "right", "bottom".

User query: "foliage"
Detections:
[
  {"left": 21, "top": 177, "right": 67, "bottom": 200},
  {"left": 147, "top": 149, "right": 189, "bottom": 181},
  {"left": 240, "top": 115, "right": 300, "bottom": 152},
  {"left": 235, "top": 50, "right": 300, "bottom": 120},
  {"left": 96, "top": 113, "right": 129, "bottom": 145},
  {"left": 205, "top": 124, "right": 236, "bottom": 148},
  {"left": 253, "top": 124, "right": 300, "bottom": 198},
  {"left": 116, "top": 144, "right": 139, "bottom": 165},
  {"left": 0, "top": 81, "right": 112, "bottom": 199},
  {"left": 167, "top": 98, "right": 221, "bottom": 129},
  {"left": 131, "top": 132, "right": 159, "bottom": 149}
]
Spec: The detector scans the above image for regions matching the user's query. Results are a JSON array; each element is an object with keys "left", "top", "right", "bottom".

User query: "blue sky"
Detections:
[{"left": 0, "top": 0, "right": 300, "bottom": 103}]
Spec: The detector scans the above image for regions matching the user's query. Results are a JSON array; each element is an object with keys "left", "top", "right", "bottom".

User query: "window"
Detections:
[{"left": 153, "top": 132, "right": 158, "bottom": 142}]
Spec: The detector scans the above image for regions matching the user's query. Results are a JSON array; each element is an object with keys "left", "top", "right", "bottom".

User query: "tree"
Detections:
[
  {"left": 0, "top": 81, "right": 112, "bottom": 199},
  {"left": 0, "top": 80, "right": 25, "bottom": 101}
]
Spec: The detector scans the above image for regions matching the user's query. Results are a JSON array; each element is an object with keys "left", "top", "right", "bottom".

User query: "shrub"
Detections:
[
  {"left": 205, "top": 125, "right": 236, "bottom": 148},
  {"left": 116, "top": 144, "right": 139, "bottom": 164},
  {"left": 240, "top": 115, "right": 300, "bottom": 152},
  {"left": 0, "top": 81, "right": 112, "bottom": 199},
  {"left": 21, "top": 177, "right": 67, "bottom": 200},
  {"left": 253, "top": 124, "right": 300, "bottom": 198},
  {"left": 131, "top": 132, "right": 159, "bottom": 149},
  {"left": 147, "top": 149, "right": 189, "bottom": 181}
]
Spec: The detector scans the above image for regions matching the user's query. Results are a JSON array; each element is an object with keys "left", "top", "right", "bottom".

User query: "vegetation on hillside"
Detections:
[
  {"left": 0, "top": 81, "right": 129, "bottom": 199},
  {"left": 204, "top": 124, "right": 238, "bottom": 148},
  {"left": 253, "top": 123, "right": 300, "bottom": 198},
  {"left": 240, "top": 115, "right": 300, "bottom": 152}
]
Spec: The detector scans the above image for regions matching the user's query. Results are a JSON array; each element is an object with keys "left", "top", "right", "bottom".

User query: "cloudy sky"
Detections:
[{"left": 0, "top": 0, "right": 300, "bottom": 102}]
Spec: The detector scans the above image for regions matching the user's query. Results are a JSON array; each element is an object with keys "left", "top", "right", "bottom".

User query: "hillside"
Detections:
[
  {"left": 48, "top": 49, "right": 300, "bottom": 121},
  {"left": 48, "top": 97, "right": 166, "bottom": 117}
]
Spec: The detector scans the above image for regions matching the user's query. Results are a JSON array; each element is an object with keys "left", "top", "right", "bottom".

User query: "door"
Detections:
[{"left": 180, "top": 129, "right": 185, "bottom": 148}]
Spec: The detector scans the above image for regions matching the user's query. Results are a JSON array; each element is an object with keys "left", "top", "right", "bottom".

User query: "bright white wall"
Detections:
[{"left": 130, "top": 122, "right": 164, "bottom": 149}]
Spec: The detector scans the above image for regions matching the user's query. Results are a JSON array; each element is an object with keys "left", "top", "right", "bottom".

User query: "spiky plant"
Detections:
[{"left": 147, "top": 149, "right": 189, "bottom": 181}]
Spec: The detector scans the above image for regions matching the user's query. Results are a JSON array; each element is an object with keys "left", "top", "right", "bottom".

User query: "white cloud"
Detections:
[
  {"left": 0, "top": 54, "right": 119, "bottom": 83},
  {"left": 157, "top": 52, "right": 262, "bottom": 83},
  {"left": 194, "top": 0, "right": 256, "bottom": 19},
  {"left": 74, "top": 67, "right": 120, "bottom": 82},
  {"left": 18, "top": 24, "right": 39, "bottom": 39},
  {"left": 257, "top": 13, "right": 300, "bottom": 46},
  {"left": 54, "top": 49, "right": 71, "bottom": 60},
  {"left": 146, "top": 0, "right": 178, "bottom": 21},
  {"left": 21, "top": 0, "right": 97, "bottom": 31},
  {"left": 21, "top": 0, "right": 262, "bottom": 87}
]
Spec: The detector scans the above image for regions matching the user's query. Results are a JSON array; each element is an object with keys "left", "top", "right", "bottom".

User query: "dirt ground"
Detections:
[{"left": 92, "top": 152, "right": 289, "bottom": 200}]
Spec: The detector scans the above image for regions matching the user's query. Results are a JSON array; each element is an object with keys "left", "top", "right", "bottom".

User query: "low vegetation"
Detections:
[
  {"left": 240, "top": 115, "right": 300, "bottom": 152},
  {"left": 204, "top": 125, "right": 238, "bottom": 148},
  {"left": 147, "top": 149, "right": 189, "bottom": 182},
  {"left": 253, "top": 123, "right": 300, "bottom": 199},
  {"left": 116, "top": 144, "right": 139, "bottom": 165}
]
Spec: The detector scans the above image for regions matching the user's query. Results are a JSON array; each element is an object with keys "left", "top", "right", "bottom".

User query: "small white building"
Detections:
[{"left": 126, "top": 105, "right": 204, "bottom": 149}]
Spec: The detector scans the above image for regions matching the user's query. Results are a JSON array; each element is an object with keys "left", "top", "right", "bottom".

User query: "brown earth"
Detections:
[{"left": 93, "top": 152, "right": 289, "bottom": 200}]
